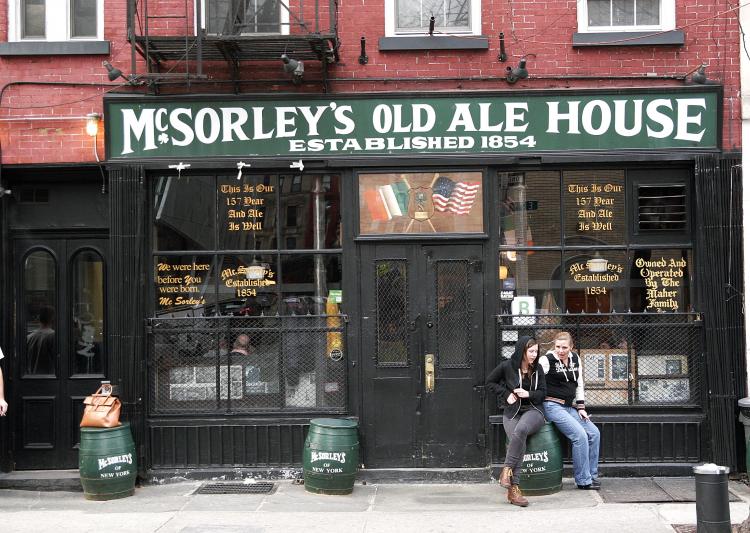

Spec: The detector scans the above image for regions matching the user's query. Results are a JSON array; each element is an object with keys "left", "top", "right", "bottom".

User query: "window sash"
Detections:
[
  {"left": 385, "top": 0, "right": 482, "bottom": 36},
  {"left": 578, "top": 0, "right": 674, "bottom": 33},
  {"left": 10, "top": 0, "right": 103, "bottom": 41}
]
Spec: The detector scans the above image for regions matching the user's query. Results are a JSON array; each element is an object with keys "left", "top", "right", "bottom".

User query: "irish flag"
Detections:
[{"left": 364, "top": 182, "right": 409, "bottom": 221}]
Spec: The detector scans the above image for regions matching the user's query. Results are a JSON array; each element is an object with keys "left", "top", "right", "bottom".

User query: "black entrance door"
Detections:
[
  {"left": 360, "top": 243, "right": 485, "bottom": 467},
  {"left": 12, "top": 236, "right": 108, "bottom": 469}
]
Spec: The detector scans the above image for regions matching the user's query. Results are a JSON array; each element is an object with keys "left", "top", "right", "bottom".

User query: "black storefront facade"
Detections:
[{"left": 3, "top": 85, "right": 743, "bottom": 476}]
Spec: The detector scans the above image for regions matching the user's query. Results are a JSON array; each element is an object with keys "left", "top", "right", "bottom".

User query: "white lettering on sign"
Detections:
[
  {"left": 311, "top": 451, "right": 347, "bottom": 463},
  {"left": 523, "top": 450, "right": 549, "bottom": 463},
  {"left": 116, "top": 96, "right": 712, "bottom": 156},
  {"left": 546, "top": 98, "right": 705, "bottom": 141},
  {"left": 97, "top": 453, "right": 133, "bottom": 471}
]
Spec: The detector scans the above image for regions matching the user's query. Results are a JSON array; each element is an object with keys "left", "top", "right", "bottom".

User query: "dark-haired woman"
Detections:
[{"left": 486, "top": 336, "right": 546, "bottom": 507}]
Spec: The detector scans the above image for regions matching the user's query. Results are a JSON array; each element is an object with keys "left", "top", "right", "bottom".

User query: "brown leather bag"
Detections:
[{"left": 80, "top": 384, "right": 121, "bottom": 428}]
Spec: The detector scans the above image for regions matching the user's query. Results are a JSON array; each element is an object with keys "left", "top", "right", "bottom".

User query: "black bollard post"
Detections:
[{"left": 694, "top": 464, "right": 731, "bottom": 533}]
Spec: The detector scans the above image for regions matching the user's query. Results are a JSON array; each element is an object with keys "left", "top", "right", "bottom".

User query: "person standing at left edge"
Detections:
[
  {"left": 486, "top": 336, "right": 546, "bottom": 507},
  {"left": 0, "top": 346, "right": 8, "bottom": 416}
]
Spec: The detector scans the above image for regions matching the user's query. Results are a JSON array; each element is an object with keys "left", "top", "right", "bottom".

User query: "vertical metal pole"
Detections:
[
  {"left": 128, "top": 0, "right": 136, "bottom": 77},
  {"left": 196, "top": 0, "right": 203, "bottom": 77},
  {"left": 313, "top": 175, "right": 327, "bottom": 406}
]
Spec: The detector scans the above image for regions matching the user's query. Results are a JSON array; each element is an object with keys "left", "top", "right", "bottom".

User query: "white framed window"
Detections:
[
  {"left": 385, "top": 0, "right": 482, "bottom": 37},
  {"left": 577, "top": 0, "right": 675, "bottom": 33},
  {"left": 8, "top": 0, "right": 104, "bottom": 41},
  {"left": 201, "top": 0, "right": 290, "bottom": 35}
]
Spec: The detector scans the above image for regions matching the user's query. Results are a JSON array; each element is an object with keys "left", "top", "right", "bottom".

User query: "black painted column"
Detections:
[
  {"left": 108, "top": 164, "right": 147, "bottom": 472},
  {"left": 695, "top": 154, "right": 745, "bottom": 471}
]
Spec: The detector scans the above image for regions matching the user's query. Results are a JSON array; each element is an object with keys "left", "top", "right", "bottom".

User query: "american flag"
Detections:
[{"left": 432, "top": 177, "right": 480, "bottom": 215}]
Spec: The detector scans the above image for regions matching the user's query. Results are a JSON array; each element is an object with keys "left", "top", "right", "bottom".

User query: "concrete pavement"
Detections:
[{"left": 0, "top": 478, "right": 749, "bottom": 532}]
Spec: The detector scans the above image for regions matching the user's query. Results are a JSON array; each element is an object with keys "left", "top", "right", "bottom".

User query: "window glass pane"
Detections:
[
  {"left": 218, "top": 174, "right": 276, "bottom": 250},
  {"left": 359, "top": 171, "right": 483, "bottom": 235},
  {"left": 255, "top": 0, "right": 280, "bottom": 33},
  {"left": 635, "top": 0, "right": 659, "bottom": 25},
  {"left": 219, "top": 254, "right": 279, "bottom": 316},
  {"left": 612, "top": 0, "right": 634, "bottom": 25},
  {"left": 22, "top": 0, "right": 45, "bottom": 38},
  {"left": 376, "top": 259, "right": 409, "bottom": 366},
  {"left": 207, "top": 0, "right": 231, "bottom": 33},
  {"left": 630, "top": 249, "right": 691, "bottom": 312},
  {"left": 445, "top": 0, "right": 470, "bottom": 27},
  {"left": 435, "top": 258, "right": 471, "bottom": 368},
  {"left": 396, "top": 0, "right": 426, "bottom": 29},
  {"left": 24, "top": 250, "right": 56, "bottom": 375},
  {"left": 154, "top": 255, "right": 216, "bottom": 317},
  {"left": 281, "top": 174, "right": 341, "bottom": 250},
  {"left": 588, "top": 0, "right": 611, "bottom": 26},
  {"left": 563, "top": 170, "right": 625, "bottom": 246},
  {"left": 280, "top": 254, "right": 342, "bottom": 315},
  {"left": 71, "top": 0, "right": 97, "bottom": 38},
  {"left": 498, "top": 250, "right": 562, "bottom": 321},
  {"left": 154, "top": 176, "right": 216, "bottom": 251},
  {"left": 499, "top": 171, "right": 561, "bottom": 247},
  {"left": 564, "top": 250, "right": 628, "bottom": 313},
  {"left": 71, "top": 250, "right": 105, "bottom": 375}
]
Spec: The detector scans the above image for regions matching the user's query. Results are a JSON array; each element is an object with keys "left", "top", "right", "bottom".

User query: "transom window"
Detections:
[
  {"left": 385, "top": 0, "right": 481, "bottom": 36},
  {"left": 8, "top": 0, "right": 103, "bottom": 41},
  {"left": 578, "top": 0, "right": 675, "bottom": 32}
]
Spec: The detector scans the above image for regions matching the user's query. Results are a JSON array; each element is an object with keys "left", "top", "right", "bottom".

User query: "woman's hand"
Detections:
[
  {"left": 578, "top": 409, "right": 590, "bottom": 421},
  {"left": 507, "top": 392, "right": 518, "bottom": 404},
  {"left": 513, "top": 388, "right": 529, "bottom": 399}
]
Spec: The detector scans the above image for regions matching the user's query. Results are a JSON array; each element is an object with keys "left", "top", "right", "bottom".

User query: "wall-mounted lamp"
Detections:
[
  {"left": 498, "top": 33, "right": 507, "bottom": 62},
  {"left": 587, "top": 252, "right": 608, "bottom": 273},
  {"left": 688, "top": 64, "right": 707, "bottom": 85},
  {"left": 359, "top": 36, "right": 369, "bottom": 65},
  {"left": 85, "top": 113, "right": 101, "bottom": 137},
  {"left": 0, "top": 186, "right": 12, "bottom": 197},
  {"left": 506, "top": 58, "right": 528, "bottom": 84},
  {"left": 168, "top": 162, "right": 191, "bottom": 178},
  {"left": 290, "top": 160, "right": 304, "bottom": 172},
  {"left": 428, "top": 16, "right": 435, "bottom": 36},
  {"left": 281, "top": 54, "right": 304, "bottom": 85}
]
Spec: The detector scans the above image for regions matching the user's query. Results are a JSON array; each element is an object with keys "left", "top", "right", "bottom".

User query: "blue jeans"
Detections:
[{"left": 543, "top": 401, "right": 600, "bottom": 486}]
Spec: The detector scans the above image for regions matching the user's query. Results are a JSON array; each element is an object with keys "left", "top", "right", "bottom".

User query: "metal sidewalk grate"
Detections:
[{"left": 193, "top": 481, "right": 276, "bottom": 495}]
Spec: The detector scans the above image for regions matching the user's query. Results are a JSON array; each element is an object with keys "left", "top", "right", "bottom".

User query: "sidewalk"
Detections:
[{"left": 1, "top": 478, "right": 748, "bottom": 533}]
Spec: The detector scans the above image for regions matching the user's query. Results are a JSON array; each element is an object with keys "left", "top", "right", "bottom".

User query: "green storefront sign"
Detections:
[{"left": 105, "top": 89, "right": 719, "bottom": 160}]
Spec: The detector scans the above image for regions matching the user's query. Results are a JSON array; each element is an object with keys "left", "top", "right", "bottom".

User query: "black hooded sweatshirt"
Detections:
[{"left": 485, "top": 336, "right": 547, "bottom": 419}]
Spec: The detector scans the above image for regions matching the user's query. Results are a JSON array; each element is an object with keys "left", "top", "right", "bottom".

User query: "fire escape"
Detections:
[{"left": 126, "top": 0, "right": 339, "bottom": 92}]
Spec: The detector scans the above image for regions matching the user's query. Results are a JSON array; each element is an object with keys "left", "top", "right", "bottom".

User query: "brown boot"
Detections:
[
  {"left": 499, "top": 467, "right": 513, "bottom": 488},
  {"left": 507, "top": 485, "right": 529, "bottom": 507}
]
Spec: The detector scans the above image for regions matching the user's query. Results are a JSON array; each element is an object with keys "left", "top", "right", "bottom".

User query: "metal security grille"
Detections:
[
  {"left": 375, "top": 259, "right": 409, "bottom": 367},
  {"left": 637, "top": 184, "right": 687, "bottom": 231},
  {"left": 194, "top": 481, "right": 276, "bottom": 495},
  {"left": 436, "top": 259, "right": 472, "bottom": 368},
  {"left": 147, "top": 315, "right": 347, "bottom": 414},
  {"left": 495, "top": 313, "right": 703, "bottom": 407}
]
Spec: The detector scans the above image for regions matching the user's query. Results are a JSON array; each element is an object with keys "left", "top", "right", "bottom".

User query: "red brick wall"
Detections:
[{"left": 0, "top": 0, "right": 740, "bottom": 164}]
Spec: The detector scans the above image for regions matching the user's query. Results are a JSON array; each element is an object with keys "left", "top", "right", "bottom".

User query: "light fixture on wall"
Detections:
[
  {"left": 0, "top": 186, "right": 12, "bottom": 197},
  {"left": 506, "top": 58, "right": 528, "bottom": 84},
  {"left": 359, "top": 36, "right": 368, "bottom": 65},
  {"left": 587, "top": 252, "right": 608, "bottom": 273},
  {"left": 498, "top": 32, "right": 507, "bottom": 62},
  {"left": 236, "top": 161, "right": 250, "bottom": 180},
  {"left": 281, "top": 54, "right": 304, "bottom": 85},
  {"left": 690, "top": 65, "right": 707, "bottom": 85},
  {"left": 85, "top": 113, "right": 101, "bottom": 137}
]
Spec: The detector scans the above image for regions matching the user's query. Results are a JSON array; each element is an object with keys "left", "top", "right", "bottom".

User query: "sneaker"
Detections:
[
  {"left": 591, "top": 479, "right": 601, "bottom": 489},
  {"left": 577, "top": 483, "right": 601, "bottom": 490}
]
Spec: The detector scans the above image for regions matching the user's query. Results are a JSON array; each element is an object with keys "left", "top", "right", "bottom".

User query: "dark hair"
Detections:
[
  {"left": 524, "top": 337, "right": 540, "bottom": 372},
  {"left": 39, "top": 305, "right": 55, "bottom": 326}
]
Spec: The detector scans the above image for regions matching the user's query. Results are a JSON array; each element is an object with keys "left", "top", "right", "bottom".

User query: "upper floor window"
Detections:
[
  {"left": 578, "top": 0, "right": 675, "bottom": 32},
  {"left": 204, "top": 0, "right": 290, "bottom": 35},
  {"left": 8, "top": 0, "right": 103, "bottom": 41},
  {"left": 385, "top": 0, "right": 482, "bottom": 36}
]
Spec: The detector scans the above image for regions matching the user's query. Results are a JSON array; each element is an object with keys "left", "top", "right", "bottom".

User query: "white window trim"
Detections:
[
  {"left": 577, "top": 0, "right": 675, "bottom": 33},
  {"left": 199, "top": 0, "right": 290, "bottom": 36},
  {"left": 8, "top": 0, "right": 104, "bottom": 42},
  {"left": 384, "top": 0, "right": 481, "bottom": 37}
]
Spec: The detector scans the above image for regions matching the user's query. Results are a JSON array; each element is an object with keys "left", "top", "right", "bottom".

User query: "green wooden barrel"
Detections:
[
  {"left": 516, "top": 422, "right": 563, "bottom": 495},
  {"left": 79, "top": 423, "right": 137, "bottom": 501},
  {"left": 303, "top": 418, "right": 359, "bottom": 495}
]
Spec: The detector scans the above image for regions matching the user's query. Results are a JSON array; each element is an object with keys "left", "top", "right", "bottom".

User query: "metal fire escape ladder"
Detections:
[{"left": 129, "top": 0, "right": 339, "bottom": 90}]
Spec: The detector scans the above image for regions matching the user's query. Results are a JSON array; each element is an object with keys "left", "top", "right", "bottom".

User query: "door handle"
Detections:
[{"left": 425, "top": 353, "right": 435, "bottom": 393}]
